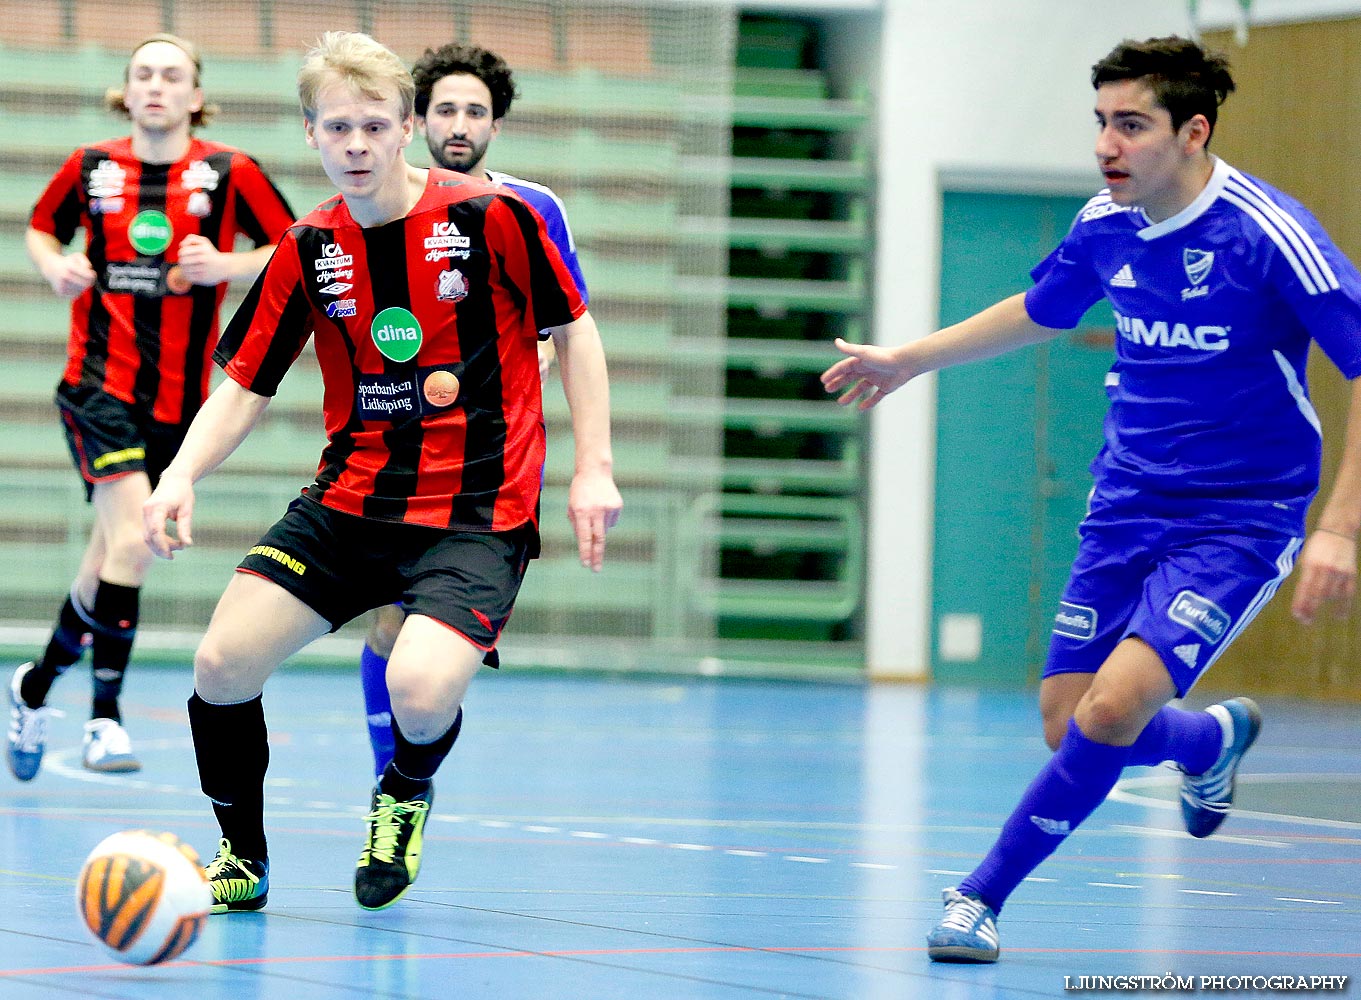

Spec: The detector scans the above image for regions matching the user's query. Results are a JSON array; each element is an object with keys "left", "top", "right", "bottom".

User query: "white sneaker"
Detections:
[
  {"left": 8, "top": 663, "right": 63, "bottom": 782},
  {"left": 82, "top": 718, "right": 142, "bottom": 773}
]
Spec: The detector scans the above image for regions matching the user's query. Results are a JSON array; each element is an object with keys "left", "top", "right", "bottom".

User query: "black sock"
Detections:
[
  {"left": 380, "top": 708, "right": 462, "bottom": 800},
  {"left": 23, "top": 594, "right": 94, "bottom": 707},
  {"left": 189, "top": 692, "right": 270, "bottom": 860},
  {"left": 90, "top": 582, "right": 139, "bottom": 722}
]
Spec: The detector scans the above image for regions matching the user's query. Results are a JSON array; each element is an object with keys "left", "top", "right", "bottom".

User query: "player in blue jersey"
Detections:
[
  {"left": 357, "top": 43, "right": 592, "bottom": 776},
  {"left": 823, "top": 36, "right": 1361, "bottom": 963}
]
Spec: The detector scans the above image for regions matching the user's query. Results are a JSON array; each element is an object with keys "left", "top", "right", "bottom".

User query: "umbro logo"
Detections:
[
  {"left": 1174, "top": 643, "right": 1200, "bottom": 669},
  {"left": 1110, "top": 264, "right": 1137, "bottom": 288}
]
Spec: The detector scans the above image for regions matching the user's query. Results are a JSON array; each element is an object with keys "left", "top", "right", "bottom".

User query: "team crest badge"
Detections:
[
  {"left": 1183, "top": 248, "right": 1215, "bottom": 286},
  {"left": 437, "top": 268, "right": 469, "bottom": 303}
]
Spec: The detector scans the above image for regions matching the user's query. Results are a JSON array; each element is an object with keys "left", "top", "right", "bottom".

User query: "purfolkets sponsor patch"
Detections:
[
  {"left": 1167, "top": 589, "right": 1231, "bottom": 645},
  {"left": 1052, "top": 601, "right": 1098, "bottom": 641}
]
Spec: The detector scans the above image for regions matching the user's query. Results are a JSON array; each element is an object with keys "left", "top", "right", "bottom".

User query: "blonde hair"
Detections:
[
  {"left": 298, "top": 31, "right": 415, "bottom": 123},
  {"left": 104, "top": 33, "right": 218, "bottom": 128}
]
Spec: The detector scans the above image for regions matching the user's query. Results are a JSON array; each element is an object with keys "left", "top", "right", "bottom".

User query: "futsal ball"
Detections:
[{"left": 76, "top": 830, "right": 212, "bottom": 966}]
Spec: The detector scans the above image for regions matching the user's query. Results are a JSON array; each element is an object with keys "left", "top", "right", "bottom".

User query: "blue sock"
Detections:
[
  {"left": 1126, "top": 705, "right": 1221, "bottom": 772},
  {"left": 360, "top": 643, "right": 395, "bottom": 778},
  {"left": 959, "top": 719, "right": 1131, "bottom": 913}
]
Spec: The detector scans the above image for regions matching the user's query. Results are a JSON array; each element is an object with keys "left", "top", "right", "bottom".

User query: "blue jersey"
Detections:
[
  {"left": 1025, "top": 157, "right": 1361, "bottom": 533},
  {"left": 487, "top": 169, "right": 589, "bottom": 306}
]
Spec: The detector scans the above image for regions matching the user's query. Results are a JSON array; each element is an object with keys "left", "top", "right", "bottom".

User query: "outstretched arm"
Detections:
[
  {"left": 549, "top": 310, "right": 622, "bottom": 571},
  {"left": 142, "top": 379, "right": 272, "bottom": 559},
  {"left": 821, "top": 293, "right": 1063, "bottom": 409},
  {"left": 1292, "top": 377, "right": 1361, "bottom": 624}
]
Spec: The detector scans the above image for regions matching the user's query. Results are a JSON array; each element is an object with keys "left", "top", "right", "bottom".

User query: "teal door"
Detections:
[{"left": 931, "top": 190, "right": 1112, "bottom": 686}]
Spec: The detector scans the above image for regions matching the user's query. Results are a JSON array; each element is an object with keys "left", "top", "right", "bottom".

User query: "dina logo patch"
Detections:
[
  {"left": 371, "top": 307, "right": 423, "bottom": 362},
  {"left": 1052, "top": 601, "right": 1097, "bottom": 641},
  {"left": 1167, "top": 590, "right": 1231, "bottom": 645}
]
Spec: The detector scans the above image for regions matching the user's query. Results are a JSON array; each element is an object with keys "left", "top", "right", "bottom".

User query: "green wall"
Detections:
[{"left": 932, "top": 190, "right": 1112, "bottom": 686}]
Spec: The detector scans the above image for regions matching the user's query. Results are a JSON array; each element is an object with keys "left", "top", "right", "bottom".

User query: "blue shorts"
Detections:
[{"left": 1043, "top": 516, "right": 1302, "bottom": 696}]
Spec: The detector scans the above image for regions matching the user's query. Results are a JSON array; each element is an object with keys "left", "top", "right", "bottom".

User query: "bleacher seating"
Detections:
[{"left": 0, "top": 5, "right": 872, "bottom": 667}]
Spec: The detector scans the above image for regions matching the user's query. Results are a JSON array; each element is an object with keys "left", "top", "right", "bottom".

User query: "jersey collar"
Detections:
[{"left": 1135, "top": 156, "right": 1230, "bottom": 241}]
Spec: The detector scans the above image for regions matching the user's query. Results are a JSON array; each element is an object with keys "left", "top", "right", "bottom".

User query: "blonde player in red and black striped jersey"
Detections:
[
  {"left": 10, "top": 34, "right": 293, "bottom": 784},
  {"left": 142, "top": 31, "right": 620, "bottom": 915}
]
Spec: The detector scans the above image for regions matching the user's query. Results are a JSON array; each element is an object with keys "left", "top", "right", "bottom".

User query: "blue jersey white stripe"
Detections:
[
  {"left": 1024, "top": 156, "right": 1361, "bottom": 534},
  {"left": 1223, "top": 172, "right": 1338, "bottom": 295}
]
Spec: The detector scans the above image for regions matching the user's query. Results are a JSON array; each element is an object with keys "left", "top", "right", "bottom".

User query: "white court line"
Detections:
[
  {"left": 1108, "top": 823, "right": 1290, "bottom": 849},
  {"left": 1275, "top": 897, "right": 1342, "bottom": 905},
  {"left": 1112, "top": 773, "right": 1361, "bottom": 831}
]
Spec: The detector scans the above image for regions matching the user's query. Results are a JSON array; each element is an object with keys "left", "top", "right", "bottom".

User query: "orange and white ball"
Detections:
[{"left": 76, "top": 830, "right": 212, "bottom": 965}]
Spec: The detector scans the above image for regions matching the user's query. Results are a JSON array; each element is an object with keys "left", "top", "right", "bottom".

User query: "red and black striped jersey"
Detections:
[
  {"left": 215, "top": 168, "right": 586, "bottom": 532},
  {"left": 30, "top": 137, "right": 295, "bottom": 425}
]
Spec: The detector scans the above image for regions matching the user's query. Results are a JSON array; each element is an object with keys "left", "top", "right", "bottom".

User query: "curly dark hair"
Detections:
[
  {"left": 412, "top": 43, "right": 518, "bottom": 120},
  {"left": 1092, "top": 36, "right": 1235, "bottom": 144}
]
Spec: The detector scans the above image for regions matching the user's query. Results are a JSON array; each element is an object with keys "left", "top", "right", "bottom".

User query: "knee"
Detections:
[
  {"left": 104, "top": 525, "right": 155, "bottom": 578},
  {"left": 1039, "top": 688, "right": 1082, "bottom": 751},
  {"left": 386, "top": 677, "right": 445, "bottom": 737},
  {"left": 367, "top": 609, "right": 402, "bottom": 659},
  {"left": 193, "top": 637, "right": 255, "bottom": 703},
  {"left": 1073, "top": 689, "right": 1142, "bottom": 744},
  {"left": 1041, "top": 712, "right": 1069, "bottom": 752}
]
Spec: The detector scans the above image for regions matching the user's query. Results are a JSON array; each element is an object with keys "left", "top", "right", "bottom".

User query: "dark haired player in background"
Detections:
[{"left": 356, "top": 42, "right": 593, "bottom": 777}]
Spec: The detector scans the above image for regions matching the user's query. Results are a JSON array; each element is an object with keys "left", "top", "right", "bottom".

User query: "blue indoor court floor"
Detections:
[{"left": 1, "top": 668, "right": 1359, "bottom": 999}]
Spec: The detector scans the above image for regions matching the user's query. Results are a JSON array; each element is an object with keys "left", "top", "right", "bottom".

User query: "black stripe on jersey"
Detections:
[
  {"left": 362, "top": 220, "right": 421, "bottom": 522},
  {"left": 501, "top": 195, "right": 575, "bottom": 329},
  {"left": 182, "top": 152, "right": 235, "bottom": 417},
  {"left": 233, "top": 160, "right": 293, "bottom": 247},
  {"left": 130, "top": 162, "right": 169, "bottom": 412},
  {"left": 292, "top": 226, "right": 360, "bottom": 503},
  {"left": 80, "top": 150, "right": 113, "bottom": 390},
  {"left": 449, "top": 195, "right": 506, "bottom": 529},
  {"left": 49, "top": 169, "right": 86, "bottom": 246},
  {"left": 214, "top": 259, "right": 312, "bottom": 397}
]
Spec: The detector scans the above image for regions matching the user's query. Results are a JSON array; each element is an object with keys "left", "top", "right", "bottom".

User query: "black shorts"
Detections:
[
  {"left": 57, "top": 384, "right": 189, "bottom": 501},
  {"left": 237, "top": 497, "right": 536, "bottom": 666}
]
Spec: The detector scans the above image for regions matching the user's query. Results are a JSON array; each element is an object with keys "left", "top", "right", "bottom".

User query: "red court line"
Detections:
[{"left": 6, "top": 944, "right": 1360, "bottom": 977}]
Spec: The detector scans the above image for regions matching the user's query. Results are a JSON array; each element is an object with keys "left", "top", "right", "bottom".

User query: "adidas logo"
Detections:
[
  {"left": 1110, "top": 264, "right": 1137, "bottom": 288},
  {"left": 1030, "top": 815, "right": 1071, "bottom": 836},
  {"left": 1174, "top": 643, "right": 1200, "bottom": 669}
]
